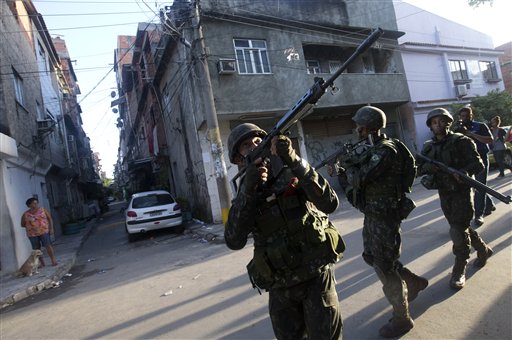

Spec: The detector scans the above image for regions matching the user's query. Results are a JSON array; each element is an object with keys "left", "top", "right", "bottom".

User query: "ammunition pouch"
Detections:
[{"left": 247, "top": 200, "right": 346, "bottom": 290}]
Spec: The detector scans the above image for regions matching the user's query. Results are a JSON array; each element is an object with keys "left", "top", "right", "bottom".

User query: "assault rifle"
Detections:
[
  {"left": 231, "top": 28, "right": 384, "bottom": 192},
  {"left": 416, "top": 153, "right": 511, "bottom": 204},
  {"left": 313, "top": 139, "right": 368, "bottom": 170}
]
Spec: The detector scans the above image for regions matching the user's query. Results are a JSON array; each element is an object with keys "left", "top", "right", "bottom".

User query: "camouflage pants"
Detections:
[
  {"left": 361, "top": 214, "right": 407, "bottom": 307},
  {"left": 269, "top": 266, "right": 343, "bottom": 340},
  {"left": 362, "top": 214, "right": 402, "bottom": 273},
  {"left": 439, "top": 189, "right": 487, "bottom": 260}
]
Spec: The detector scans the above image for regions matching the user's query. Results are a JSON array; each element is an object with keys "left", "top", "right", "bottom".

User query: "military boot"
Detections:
[
  {"left": 450, "top": 258, "right": 468, "bottom": 290},
  {"left": 400, "top": 267, "right": 428, "bottom": 302},
  {"left": 474, "top": 246, "right": 493, "bottom": 268},
  {"left": 379, "top": 273, "right": 414, "bottom": 338},
  {"left": 379, "top": 302, "right": 414, "bottom": 338}
]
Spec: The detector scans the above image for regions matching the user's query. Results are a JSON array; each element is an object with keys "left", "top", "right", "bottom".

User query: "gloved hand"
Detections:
[
  {"left": 421, "top": 163, "right": 439, "bottom": 174},
  {"left": 271, "top": 135, "right": 300, "bottom": 167},
  {"left": 243, "top": 160, "right": 267, "bottom": 193}
]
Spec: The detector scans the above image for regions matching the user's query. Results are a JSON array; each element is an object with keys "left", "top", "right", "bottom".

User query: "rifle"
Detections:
[
  {"left": 231, "top": 28, "right": 384, "bottom": 192},
  {"left": 416, "top": 153, "right": 511, "bottom": 204},
  {"left": 313, "top": 139, "right": 368, "bottom": 170}
]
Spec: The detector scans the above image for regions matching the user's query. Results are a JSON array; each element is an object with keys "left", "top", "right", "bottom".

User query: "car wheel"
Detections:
[
  {"left": 504, "top": 150, "right": 512, "bottom": 168},
  {"left": 126, "top": 224, "right": 138, "bottom": 242}
]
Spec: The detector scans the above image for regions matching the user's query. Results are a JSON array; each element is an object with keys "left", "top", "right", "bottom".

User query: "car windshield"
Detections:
[{"left": 132, "top": 194, "right": 174, "bottom": 208}]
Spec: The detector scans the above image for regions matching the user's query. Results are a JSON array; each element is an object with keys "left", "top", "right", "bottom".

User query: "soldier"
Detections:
[
  {"left": 225, "top": 123, "right": 344, "bottom": 340},
  {"left": 330, "top": 106, "right": 427, "bottom": 338},
  {"left": 418, "top": 108, "right": 493, "bottom": 290}
]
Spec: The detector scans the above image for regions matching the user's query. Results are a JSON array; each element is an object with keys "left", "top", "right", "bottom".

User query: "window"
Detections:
[
  {"left": 38, "top": 40, "right": 48, "bottom": 73},
  {"left": 449, "top": 60, "right": 469, "bottom": 81},
  {"left": 12, "top": 68, "right": 24, "bottom": 105},
  {"left": 234, "top": 39, "right": 271, "bottom": 74},
  {"left": 329, "top": 60, "right": 342, "bottom": 74},
  {"left": 306, "top": 60, "right": 321, "bottom": 74},
  {"left": 479, "top": 61, "right": 499, "bottom": 81}
]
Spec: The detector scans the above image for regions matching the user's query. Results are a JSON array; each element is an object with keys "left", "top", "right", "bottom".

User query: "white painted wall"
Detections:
[{"left": 394, "top": 2, "right": 505, "bottom": 148}]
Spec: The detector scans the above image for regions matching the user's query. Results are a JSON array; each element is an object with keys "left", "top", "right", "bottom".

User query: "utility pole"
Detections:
[{"left": 192, "top": 0, "right": 231, "bottom": 224}]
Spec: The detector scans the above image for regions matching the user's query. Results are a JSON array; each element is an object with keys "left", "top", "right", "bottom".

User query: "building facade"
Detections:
[
  {"left": 114, "top": 0, "right": 413, "bottom": 223},
  {"left": 394, "top": 2, "right": 505, "bottom": 150},
  {"left": 0, "top": 0, "right": 98, "bottom": 273}
]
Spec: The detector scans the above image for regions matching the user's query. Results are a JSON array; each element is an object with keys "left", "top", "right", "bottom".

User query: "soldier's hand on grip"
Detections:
[
  {"left": 271, "top": 135, "right": 300, "bottom": 167},
  {"left": 244, "top": 158, "right": 268, "bottom": 193}
]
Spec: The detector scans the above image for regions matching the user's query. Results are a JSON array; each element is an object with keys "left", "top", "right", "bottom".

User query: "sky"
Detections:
[{"left": 32, "top": 0, "right": 511, "bottom": 178}]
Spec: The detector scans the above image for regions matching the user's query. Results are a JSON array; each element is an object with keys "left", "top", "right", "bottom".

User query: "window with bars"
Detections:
[
  {"left": 449, "top": 60, "right": 469, "bottom": 81},
  {"left": 233, "top": 39, "right": 271, "bottom": 74},
  {"left": 306, "top": 60, "right": 321, "bottom": 74},
  {"left": 479, "top": 61, "right": 499, "bottom": 81}
]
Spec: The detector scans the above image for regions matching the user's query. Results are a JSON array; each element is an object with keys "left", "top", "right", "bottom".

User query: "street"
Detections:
[{"left": 0, "top": 174, "right": 510, "bottom": 339}]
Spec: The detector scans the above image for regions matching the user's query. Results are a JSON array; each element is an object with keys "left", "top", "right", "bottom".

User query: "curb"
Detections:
[{"left": 0, "top": 221, "right": 96, "bottom": 310}]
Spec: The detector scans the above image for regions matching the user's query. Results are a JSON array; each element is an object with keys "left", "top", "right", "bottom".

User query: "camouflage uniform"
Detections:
[
  {"left": 418, "top": 131, "right": 491, "bottom": 281},
  {"left": 226, "top": 157, "right": 343, "bottom": 339},
  {"left": 342, "top": 135, "right": 422, "bottom": 332}
]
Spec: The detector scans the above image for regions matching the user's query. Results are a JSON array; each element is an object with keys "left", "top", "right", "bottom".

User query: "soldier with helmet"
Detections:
[
  {"left": 418, "top": 108, "right": 493, "bottom": 290},
  {"left": 225, "top": 123, "right": 344, "bottom": 339},
  {"left": 331, "top": 105, "right": 426, "bottom": 338}
]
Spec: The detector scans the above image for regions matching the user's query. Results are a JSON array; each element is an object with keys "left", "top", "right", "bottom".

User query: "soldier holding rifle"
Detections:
[
  {"left": 225, "top": 123, "right": 344, "bottom": 339},
  {"left": 328, "top": 106, "right": 426, "bottom": 338},
  {"left": 417, "top": 108, "right": 493, "bottom": 290}
]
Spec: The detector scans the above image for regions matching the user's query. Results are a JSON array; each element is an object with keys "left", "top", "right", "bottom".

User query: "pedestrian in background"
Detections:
[
  {"left": 225, "top": 123, "right": 344, "bottom": 340},
  {"left": 418, "top": 108, "right": 493, "bottom": 290},
  {"left": 456, "top": 107, "right": 495, "bottom": 227},
  {"left": 490, "top": 115, "right": 512, "bottom": 177},
  {"left": 331, "top": 106, "right": 427, "bottom": 338},
  {"left": 21, "top": 197, "right": 58, "bottom": 267}
]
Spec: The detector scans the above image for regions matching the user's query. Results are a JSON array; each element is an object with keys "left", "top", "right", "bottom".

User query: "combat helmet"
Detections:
[
  {"left": 352, "top": 106, "right": 386, "bottom": 130},
  {"left": 426, "top": 108, "right": 453, "bottom": 127},
  {"left": 227, "top": 123, "right": 267, "bottom": 163}
]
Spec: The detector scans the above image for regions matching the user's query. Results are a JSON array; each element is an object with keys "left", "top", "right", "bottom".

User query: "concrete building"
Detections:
[
  {"left": 0, "top": 0, "right": 98, "bottom": 273},
  {"left": 394, "top": 2, "right": 505, "bottom": 150},
  {"left": 115, "top": 0, "right": 413, "bottom": 223},
  {"left": 496, "top": 42, "right": 512, "bottom": 96}
]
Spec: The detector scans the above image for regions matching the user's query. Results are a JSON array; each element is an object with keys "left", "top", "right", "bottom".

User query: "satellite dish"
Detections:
[
  {"left": 112, "top": 108, "right": 118, "bottom": 113},
  {"left": 111, "top": 91, "right": 116, "bottom": 98}
]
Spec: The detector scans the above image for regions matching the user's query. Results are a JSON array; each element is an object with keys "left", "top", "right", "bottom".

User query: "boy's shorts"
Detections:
[{"left": 29, "top": 233, "right": 52, "bottom": 249}]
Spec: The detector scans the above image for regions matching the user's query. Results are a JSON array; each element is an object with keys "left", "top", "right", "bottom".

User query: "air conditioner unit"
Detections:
[
  {"left": 37, "top": 119, "right": 53, "bottom": 131},
  {"left": 217, "top": 59, "right": 236, "bottom": 74},
  {"left": 67, "top": 135, "right": 75, "bottom": 142},
  {"left": 456, "top": 84, "right": 468, "bottom": 97}
]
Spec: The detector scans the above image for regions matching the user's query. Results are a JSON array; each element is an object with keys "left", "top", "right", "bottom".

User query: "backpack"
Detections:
[{"left": 392, "top": 138, "right": 417, "bottom": 193}]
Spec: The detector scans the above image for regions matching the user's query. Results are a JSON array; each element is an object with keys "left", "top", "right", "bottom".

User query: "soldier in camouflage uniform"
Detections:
[
  {"left": 332, "top": 106, "right": 427, "bottom": 338},
  {"left": 418, "top": 108, "right": 493, "bottom": 290},
  {"left": 225, "top": 123, "right": 344, "bottom": 340}
]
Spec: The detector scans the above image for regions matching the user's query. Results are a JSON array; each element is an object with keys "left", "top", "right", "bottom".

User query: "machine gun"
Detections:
[
  {"left": 416, "top": 153, "right": 511, "bottom": 204},
  {"left": 231, "top": 28, "right": 384, "bottom": 192}
]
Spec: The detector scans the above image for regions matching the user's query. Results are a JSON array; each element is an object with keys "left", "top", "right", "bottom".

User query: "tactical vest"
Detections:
[
  {"left": 345, "top": 138, "right": 416, "bottom": 218},
  {"left": 246, "top": 168, "right": 345, "bottom": 291},
  {"left": 422, "top": 133, "right": 470, "bottom": 192}
]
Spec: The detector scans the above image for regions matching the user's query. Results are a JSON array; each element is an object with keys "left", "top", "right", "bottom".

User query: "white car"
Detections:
[{"left": 125, "top": 190, "right": 184, "bottom": 242}]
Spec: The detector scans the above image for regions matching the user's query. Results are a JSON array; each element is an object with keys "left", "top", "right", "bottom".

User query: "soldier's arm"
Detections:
[
  {"left": 291, "top": 160, "right": 339, "bottom": 214},
  {"left": 225, "top": 191, "right": 258, "bottom": 250}
]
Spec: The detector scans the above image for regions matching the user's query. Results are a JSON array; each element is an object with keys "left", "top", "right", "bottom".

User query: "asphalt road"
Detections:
[{"left": 0, "top": 173, "right": 510, "bottom": 339}]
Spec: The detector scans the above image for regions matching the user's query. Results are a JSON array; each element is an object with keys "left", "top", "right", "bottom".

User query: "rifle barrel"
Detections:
[{"left": 416, "top": 154, "right": 511, "bottom": 204}]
